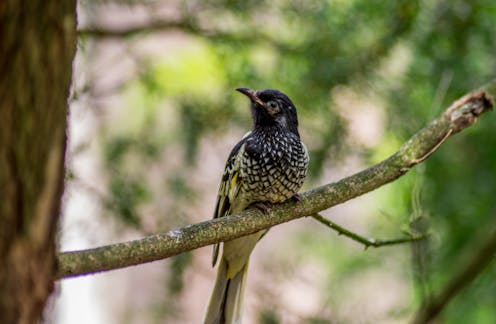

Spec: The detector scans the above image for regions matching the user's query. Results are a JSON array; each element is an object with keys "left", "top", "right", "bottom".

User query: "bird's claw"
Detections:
[
  {"left": 291, "top": 193, "right": 302, "bottom": 202},
  {"left": 252, "top": 202, "right": 272, "bottom": 214}
]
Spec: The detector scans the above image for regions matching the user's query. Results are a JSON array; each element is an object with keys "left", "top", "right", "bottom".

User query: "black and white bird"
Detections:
[{"left": 204, "top": 88, "right": 309, "bottom": 324}]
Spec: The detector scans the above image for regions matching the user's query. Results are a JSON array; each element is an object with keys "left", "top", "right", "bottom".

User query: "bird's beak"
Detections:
[{"left": 236, "top": 87, "right": 265, "bottom": 107}]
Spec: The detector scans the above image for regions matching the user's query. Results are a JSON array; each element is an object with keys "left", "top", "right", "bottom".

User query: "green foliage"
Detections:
[
  {"left": 86, "top": 0, "right": 496, "bottom": 322},
  {"left": 106, "top": 174, "right": 149, "bottom": 228},
  {"left": 258, "top": 309, "right": 280, "bottom": 324},
  {"left": 375, "top": 1, "right": 496, "bottom": 321},
  {"left": 167, "top": 253, "right": 193, "bottom": 295}
]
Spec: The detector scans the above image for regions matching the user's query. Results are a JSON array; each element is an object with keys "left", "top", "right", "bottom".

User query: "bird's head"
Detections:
[{"left": 236, "top": 87, "right": 300, "bottom": 136}]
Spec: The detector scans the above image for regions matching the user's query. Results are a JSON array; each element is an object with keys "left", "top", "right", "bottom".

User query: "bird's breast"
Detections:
[{"left": 239, "top": 133, "right": 308, "bottom": 203}]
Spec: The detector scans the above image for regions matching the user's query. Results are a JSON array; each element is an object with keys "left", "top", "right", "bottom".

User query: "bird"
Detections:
[{"left": 204, "top": 87, "right": 309, "bottom": 324}]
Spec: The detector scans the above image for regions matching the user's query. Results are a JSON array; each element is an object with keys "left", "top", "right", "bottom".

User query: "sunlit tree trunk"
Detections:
[{"left": 0, "top": 1, "right": 76, "bottom": 323}]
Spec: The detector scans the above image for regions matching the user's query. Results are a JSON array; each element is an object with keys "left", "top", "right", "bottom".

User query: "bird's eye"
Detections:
[
  {"left": 265, "top": 100, "right": 281, "bottom": 116},
  {"left": 268, "top": 101, "right": 278, "bottom": 109}
]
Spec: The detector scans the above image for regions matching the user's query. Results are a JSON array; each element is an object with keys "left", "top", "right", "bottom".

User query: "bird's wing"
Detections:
[{"left": 211, "top": 135, "right": 249, "bottom": 266}]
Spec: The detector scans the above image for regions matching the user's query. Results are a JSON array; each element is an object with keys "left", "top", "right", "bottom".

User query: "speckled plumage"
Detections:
[
  {"left": 227, "top": 126, "right": 308, "bottom": 207},
  {"left": 204, "top": 88, "right": 309, "bottom": 324}
]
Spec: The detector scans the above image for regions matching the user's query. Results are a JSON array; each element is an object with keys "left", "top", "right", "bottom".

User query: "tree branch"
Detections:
[
  {"left": 412, "top": 219, "right": 496, "bottom": 324},
  {"left": 77, "top": 19, "right": 283, "bottom": 50},
  {"left": 77, "top": 21, "right": 286, "bottom": 56},
  {"left": 57, "top": 83, "right": 495, "bottom": 279},
  {"left": 77, "top": 21, "right": 198, "bottom": 38},
  {"left": 311, "top": 213, "right": 427, "bottom": 248}
]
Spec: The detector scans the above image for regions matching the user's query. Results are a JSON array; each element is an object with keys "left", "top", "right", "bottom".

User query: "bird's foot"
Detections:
[
  {"left": 252, "top": 202, "right": 272, "bottom": 214},
  {"left": 291, "top": 193, "right": 302, "bottom": 202}
]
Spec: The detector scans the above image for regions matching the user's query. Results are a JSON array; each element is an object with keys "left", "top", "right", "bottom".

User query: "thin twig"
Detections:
[
  {"left": 408, "top": 129, "right": 453, "bottom": 166},
  {"left": 311, "top": 213, "right": 426, "bottom": 249}
]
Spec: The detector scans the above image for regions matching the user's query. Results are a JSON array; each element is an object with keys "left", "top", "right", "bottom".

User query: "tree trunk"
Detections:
[{"left": 0, "top": 1, "right": 77, "bottom": 323}]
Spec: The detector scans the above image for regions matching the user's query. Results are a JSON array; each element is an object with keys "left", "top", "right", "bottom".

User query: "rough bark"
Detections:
[{"left": 0, "top": 1, "right": 77, "bottom": 323}]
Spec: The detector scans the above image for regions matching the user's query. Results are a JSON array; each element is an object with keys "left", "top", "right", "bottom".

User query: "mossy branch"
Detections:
[{"left": 57, "top": 83, "right": 495, "bottom": 280}]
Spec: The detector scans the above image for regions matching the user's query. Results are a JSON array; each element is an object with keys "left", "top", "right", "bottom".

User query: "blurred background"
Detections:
[{"left": 50, "top": 0, "right": 495, "bottom": 323}]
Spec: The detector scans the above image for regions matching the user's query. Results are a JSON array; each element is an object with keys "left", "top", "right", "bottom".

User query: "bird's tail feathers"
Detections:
[{"left": 203, "top": 258, "right": 248, "bottom": 324}]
